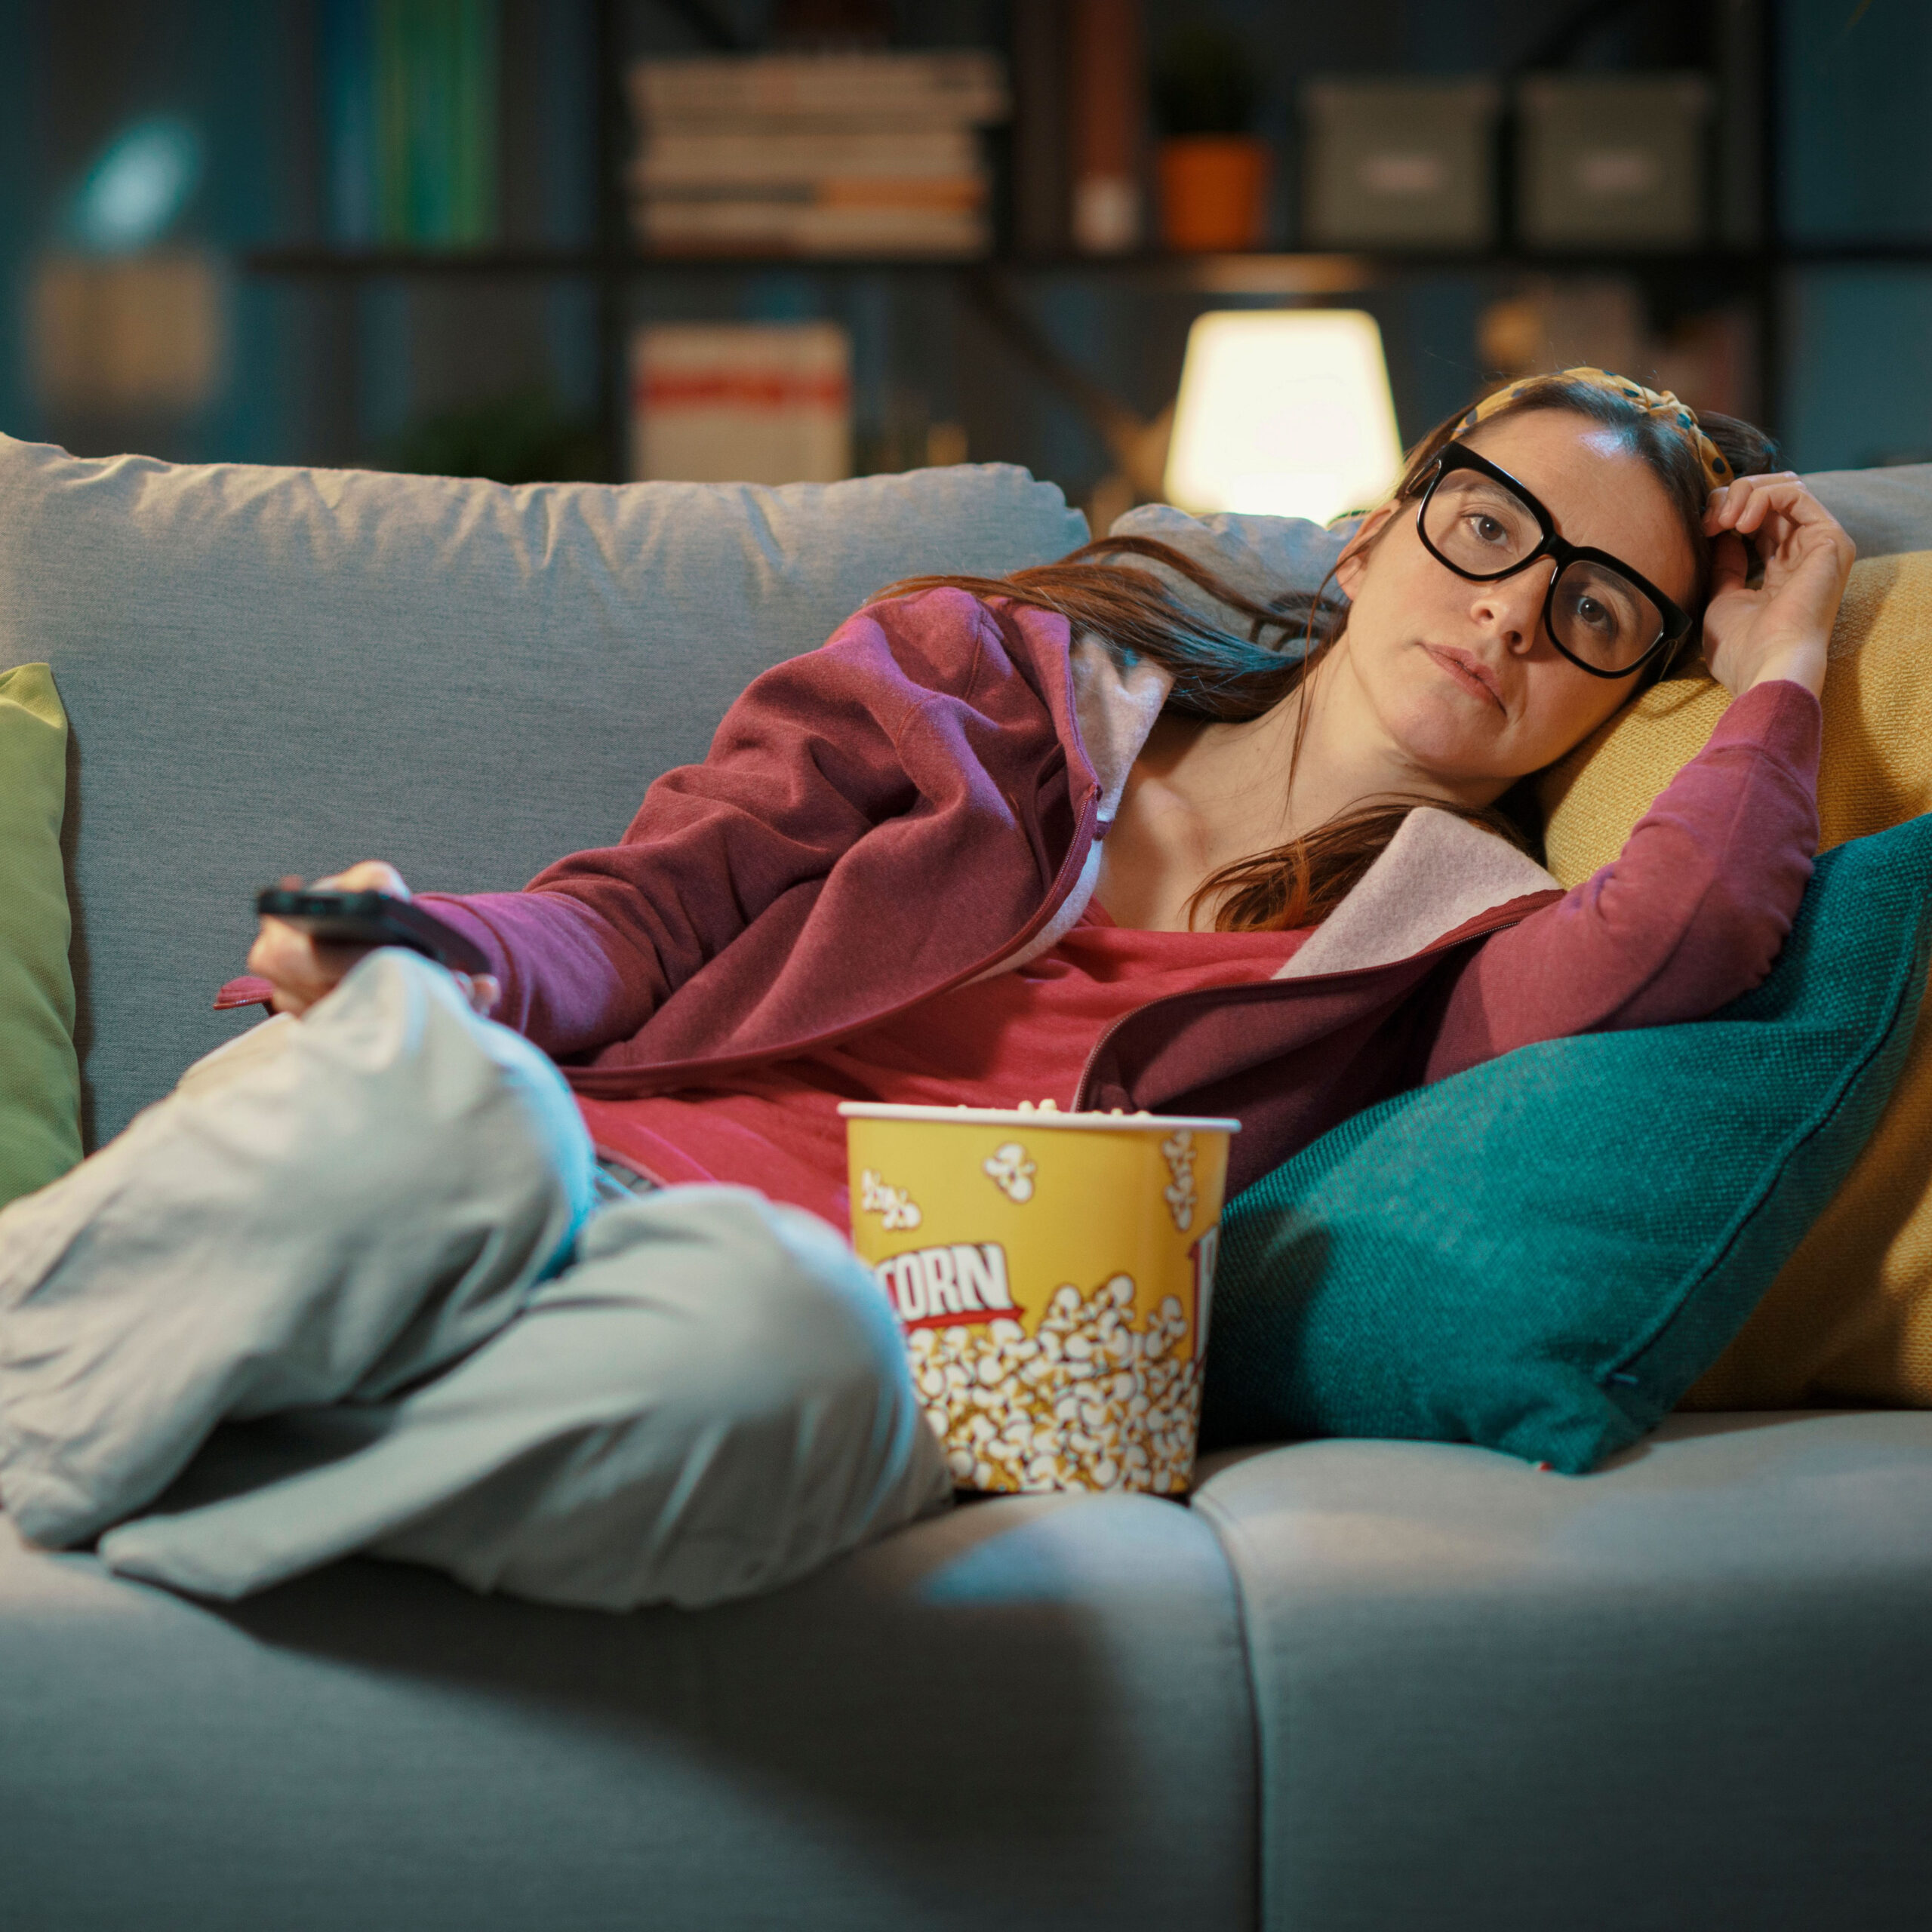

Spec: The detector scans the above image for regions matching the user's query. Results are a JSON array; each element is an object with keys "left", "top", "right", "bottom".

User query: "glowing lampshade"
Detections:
[{"left": 1163, "top": 309, "right": 1403, "bottom": 525}]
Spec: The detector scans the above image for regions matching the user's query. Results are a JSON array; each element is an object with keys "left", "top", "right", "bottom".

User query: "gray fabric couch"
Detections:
[{"left": 2, "top": 437, "right": 1929, "bottom": 1932}]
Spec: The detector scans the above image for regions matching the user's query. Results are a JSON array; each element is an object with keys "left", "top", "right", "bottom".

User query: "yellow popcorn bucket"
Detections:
[{"left": 839, "top": 1103, "right": 1239, "bottom": 1497}]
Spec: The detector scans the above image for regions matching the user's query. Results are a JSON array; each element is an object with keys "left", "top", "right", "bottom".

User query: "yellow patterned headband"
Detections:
[{"left": 1459, "top": 366, "right": 1733, "bottom": 492}]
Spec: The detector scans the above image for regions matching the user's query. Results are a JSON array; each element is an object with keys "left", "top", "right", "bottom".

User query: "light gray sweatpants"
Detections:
[{"left": 0, "top": 951, "right": 950, "bottom": 1611}]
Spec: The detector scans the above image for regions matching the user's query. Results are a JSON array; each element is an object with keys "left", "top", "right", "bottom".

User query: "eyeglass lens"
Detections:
[{"left": 1422, "top": 469, "right": 1665, "bottom": 673}]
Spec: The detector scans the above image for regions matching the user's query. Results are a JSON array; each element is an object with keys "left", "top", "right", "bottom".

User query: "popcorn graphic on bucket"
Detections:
[{"left": 840, "top": 1103, "right": 1238, "bottom": 1497}]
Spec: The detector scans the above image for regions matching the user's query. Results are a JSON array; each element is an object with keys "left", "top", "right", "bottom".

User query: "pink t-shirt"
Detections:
[{"left": 576, "top": 903, "right": 1309, "bottom": 1229}]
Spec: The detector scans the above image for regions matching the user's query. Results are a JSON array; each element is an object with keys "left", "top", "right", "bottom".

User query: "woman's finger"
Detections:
[
  {"left": 1708, "top": 480, "right": 1856, "bottom": 589},
  {"left": 313, "top": 859, "right": 411, "bottom": 899},
  {"left": 1721, "top": 478, "right": 1801, "bottom": 534},
  {"left": 1764, "top": 509, "right": 1857, "bottom": 585},
  {"left": 453, "top": 972, "right": 502, "bottom": 1018},
  {"left": 1704, "top": 472, "right": 1798, "bottom": 529},
  {"left": 247, "top": 912, "right": 374, "bottom": 1017},
  {"left": 1711, "top": 475, "right": 1841, "bottom": 542},
  {"left": 1746, "top": 506, "right": 1800, "bottom": 560},
  {"left": 1706, "top": 528, "right": 1752, "bottom": 604}
]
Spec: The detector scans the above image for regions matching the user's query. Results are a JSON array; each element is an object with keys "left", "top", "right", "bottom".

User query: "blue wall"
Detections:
[
  {"left": 1779, "top": 0, "right": 1932, "bottom": 469},
  {"left": 1783, "top": 0, "right": 1932, "bottom": 241},
  {"left": 1784, "top": 269, "right": 1932, "bottom": 471}
]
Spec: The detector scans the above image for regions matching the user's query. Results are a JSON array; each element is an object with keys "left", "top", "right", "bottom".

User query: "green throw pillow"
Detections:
[
  {"left": 1201, "top": 811, "right": 1932, "bottom": 1474},
  {"left": 0, "top": 663, "right": 82, "bottom": 1208}
]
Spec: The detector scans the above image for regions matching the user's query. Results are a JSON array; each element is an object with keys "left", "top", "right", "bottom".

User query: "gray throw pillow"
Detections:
[{"left": 1106, "top": 503, "right": 1349, "bottom": 638}]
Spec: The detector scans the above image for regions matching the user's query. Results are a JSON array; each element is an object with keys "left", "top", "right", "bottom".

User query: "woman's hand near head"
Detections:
[
  {"left": 245, "top": 860, "right": 500, "bottom": 1020},
  {"left": 1701, "top": 473, "right": 1855, "bottom": 700}
]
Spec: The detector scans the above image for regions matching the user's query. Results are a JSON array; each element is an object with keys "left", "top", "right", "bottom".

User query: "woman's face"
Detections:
[{"left": 1327, "top": 408, "right": 1699, "bottom": 798}]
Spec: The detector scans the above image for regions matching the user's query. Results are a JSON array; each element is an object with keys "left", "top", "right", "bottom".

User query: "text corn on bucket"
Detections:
[{"left": 840, "top": 1102, "right": 1238, "bottom": 1496}]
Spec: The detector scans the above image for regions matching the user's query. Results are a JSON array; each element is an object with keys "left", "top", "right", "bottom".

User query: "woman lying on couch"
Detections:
[{"left": 0, "top": 369, "right": 1856, "bottom": 1611}]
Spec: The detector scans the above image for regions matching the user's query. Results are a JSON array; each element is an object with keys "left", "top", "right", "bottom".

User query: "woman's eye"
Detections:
[
  {"left": 1573, "top": 595, "right": 1617, "bottom": 636},
  {"left": 1467, "top": 512, "right": 1509, "bottom": 546}
]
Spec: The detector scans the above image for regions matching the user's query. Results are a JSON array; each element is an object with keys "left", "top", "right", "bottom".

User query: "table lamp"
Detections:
[{"left": 1162, "top": 309, "right": 1403, "bottom": 525}]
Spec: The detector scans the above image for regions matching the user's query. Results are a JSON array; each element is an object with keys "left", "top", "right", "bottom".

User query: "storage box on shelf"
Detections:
[
  {"left": 1300, "top": 77, "right": 1501, "bottom": 252},
  {"left": 1516, "top": 73, "right": 1713, "bottom": 251}
]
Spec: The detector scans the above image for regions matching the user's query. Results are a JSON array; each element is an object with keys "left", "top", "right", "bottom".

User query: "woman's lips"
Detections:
[{"left": 1422, "top": 644, "right": 1506, "bottom": 713}]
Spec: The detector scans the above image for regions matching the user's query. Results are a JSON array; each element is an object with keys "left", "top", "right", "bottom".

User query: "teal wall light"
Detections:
[{"left": 69, "top": 115, "right": 205, "bottom": 254}]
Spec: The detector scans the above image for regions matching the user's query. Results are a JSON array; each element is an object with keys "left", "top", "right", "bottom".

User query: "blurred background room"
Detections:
[{"left": 2, "top": 0, "right": 1927, "bottom": 528}]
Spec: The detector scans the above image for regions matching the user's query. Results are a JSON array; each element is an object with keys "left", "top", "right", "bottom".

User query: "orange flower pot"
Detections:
[{"left": 1157, "top": 135, "right": 1270, "bottom": 252}]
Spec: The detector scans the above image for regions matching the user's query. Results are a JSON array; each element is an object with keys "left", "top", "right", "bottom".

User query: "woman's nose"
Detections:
[{"left": 1469, "top": 568, "right": 1552, "bottom": 652}]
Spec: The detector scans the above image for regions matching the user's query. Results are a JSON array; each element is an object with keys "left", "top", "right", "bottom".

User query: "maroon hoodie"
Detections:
[{"left": 406, "top": 588, "right": 1819, "bottom": 1198}]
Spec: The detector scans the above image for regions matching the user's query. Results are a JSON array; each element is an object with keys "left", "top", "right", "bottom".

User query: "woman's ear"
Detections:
[{"left": 1332, "top": 502, "right": 1401, "bottom": 599}]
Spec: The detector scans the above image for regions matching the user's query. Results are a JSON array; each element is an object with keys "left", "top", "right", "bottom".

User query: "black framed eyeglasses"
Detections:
[{"left": 1413, "top": 443, "right": 1693, "bottom": 679}]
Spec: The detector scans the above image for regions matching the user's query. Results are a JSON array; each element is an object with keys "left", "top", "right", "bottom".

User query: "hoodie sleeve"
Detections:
[
  {"left": 1426, "top": 677, "right": 1822, "bottom": 1083},
  {"left": 414, "top": 599, "right": 974, "bottom": 1061}
]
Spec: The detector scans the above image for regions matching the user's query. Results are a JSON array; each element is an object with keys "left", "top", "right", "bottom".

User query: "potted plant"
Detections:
[{"left": 1152, "top": 24, "right": 1269, "bottom": 252}]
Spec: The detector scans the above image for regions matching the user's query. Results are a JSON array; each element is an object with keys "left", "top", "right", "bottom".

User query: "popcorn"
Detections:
[
  {"left": 906, "top": 1274, "right": 1202, "bottom": 1496},
  {"left": 982, "top": 1140, "right": 1038, "bottom": 1203},
  {"left": 858, "top": 1167, "right": 922, "bottom": 1232},
  {"left": 1161, "top": 1130, "right": 1198, "bottom": 1234}
]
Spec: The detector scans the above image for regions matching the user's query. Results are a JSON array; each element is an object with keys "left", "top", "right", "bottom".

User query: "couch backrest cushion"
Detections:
[
  {"left": 1804, "top": 463, "right": 1932, "bottom": 561},
  {"left": 0, "top": 441, "right": 1086, "bottom": 1143}
]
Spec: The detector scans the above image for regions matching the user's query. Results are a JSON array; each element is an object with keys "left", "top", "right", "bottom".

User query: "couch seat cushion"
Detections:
[
  {"left": 0, "top": 1489, "right": 1252, "bottom": 1932},
  {"left": 1194, "top": 1411, "right": 1932, "bottom": 1932}
]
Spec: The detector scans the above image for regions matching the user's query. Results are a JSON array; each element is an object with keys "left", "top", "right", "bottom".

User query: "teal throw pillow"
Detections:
[
  {"left": 0, "top": 663, "right": 82, "bottom": 1208},
  {"left": 1201, "top": 811, "right": 1932, "bottom": 1474}
]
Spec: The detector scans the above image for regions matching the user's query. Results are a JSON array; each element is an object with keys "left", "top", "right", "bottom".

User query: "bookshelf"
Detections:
[
  {"left": 245, "top": 242, "right": 1881, "bottom": 490},
  {"left": 239, "top": 0, "right": 1932, "bottom": 490}
]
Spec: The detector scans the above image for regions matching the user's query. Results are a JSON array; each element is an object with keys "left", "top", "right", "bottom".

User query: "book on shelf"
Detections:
[
  {"left": 1069, "top": 0, "right": 1144, "bottom": 254},
  {"left": 1011, "top": 0, "right": 1072, "bottom": 255},
  {"left": 630, "top": 322, "right": 853, "bottom": 485},
  {"left": 626, "top": 51, "right": 1008, "bottom": 125},
  {"left": 323, "top": 0, "right": 500, "bottom": 249},
  {"left": 625, "top": 51, "right": 1008, "bottom": 260},
  {"left": 632, "top": 128, "right": 983, "bottom": 188},
  {"left": 635, "top": 201, "right": 987, "bottom": 256},
  {"left": 1005, "top": 0, "right": 1146, "bottom": 259}
]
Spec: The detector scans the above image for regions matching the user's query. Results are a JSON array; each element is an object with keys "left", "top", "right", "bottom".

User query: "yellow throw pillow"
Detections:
[{"left": 1537, "top": 552, "right": 1932, "bottom": 1408}]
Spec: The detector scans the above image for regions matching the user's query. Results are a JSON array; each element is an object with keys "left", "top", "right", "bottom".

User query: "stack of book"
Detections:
[
  {"left": 629, "top": 322, "right": 853, "bottom": 484},
  {"left": 625, "top": 52, "right": 1009, "bottom": 257}
]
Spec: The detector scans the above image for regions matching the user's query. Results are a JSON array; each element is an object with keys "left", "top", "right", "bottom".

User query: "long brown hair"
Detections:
[{"left": 881, "top": 374, "right": 1779, "bottom": 933}]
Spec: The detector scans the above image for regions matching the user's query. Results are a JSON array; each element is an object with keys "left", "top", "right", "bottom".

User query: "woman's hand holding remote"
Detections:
[
  {"left": 248, "top": 860, "right": 500, "bottom": 1019},
  {"left": 1700, "top": 473, "right": 1855, "bottom": 701}
]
